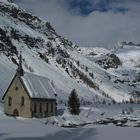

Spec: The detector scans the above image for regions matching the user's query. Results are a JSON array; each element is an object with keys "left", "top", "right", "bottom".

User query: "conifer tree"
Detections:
[{"left": 68, "top": 89, "right": 80, "bottom": 115}]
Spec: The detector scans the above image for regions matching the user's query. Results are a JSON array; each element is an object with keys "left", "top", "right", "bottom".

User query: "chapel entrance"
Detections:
[{"left": 13, "top": 109, "right": 19, "bottom": 116}]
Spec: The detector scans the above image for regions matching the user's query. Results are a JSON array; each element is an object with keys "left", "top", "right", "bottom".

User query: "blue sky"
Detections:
[
  {"left": 68, "top": 0, "right": 130, "bottom": 15},
  {"left": 14, "top": 0, "right": 140, "bottom": 48},
  {"left": 69, "top": 0, "right": 95, "bottom": 15}
]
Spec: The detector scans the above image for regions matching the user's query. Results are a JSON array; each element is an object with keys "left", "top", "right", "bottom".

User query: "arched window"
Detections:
[
  {"left": 15, "top": 86, "right": 18, "bottom": 91},
  {"left": 8, "top": 96, "right": 12, "bottom": 106},
  {"left": 51, "top": 104, "right": 53, "bottom": 113},
  {"left": 21, "top": 96, "right": 24, "bottom": 106},
  {"left": 46, "top": 103, "right": 48, "bottom": 113},
  {"left": 34, "top": 103, "right": 37, "bottom": 113},
  {"left": 40, "top": 103, "right": 42, "bottom": 113}
]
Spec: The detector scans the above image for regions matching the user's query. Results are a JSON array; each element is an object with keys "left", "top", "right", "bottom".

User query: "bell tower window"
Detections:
[{"left": 15, "top": 87, "right": 18, "bottom": 91}]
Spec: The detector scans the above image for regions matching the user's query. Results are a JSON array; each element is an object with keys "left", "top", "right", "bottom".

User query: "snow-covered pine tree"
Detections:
[{"left": 68, "top": 89, "right": 80, "bottom": 115}]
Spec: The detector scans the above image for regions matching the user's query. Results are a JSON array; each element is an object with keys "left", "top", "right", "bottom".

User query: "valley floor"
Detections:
[
  {"left": 0, "top": 103, "right": 140, "bottom": 140},
  {"left": 0, "top": 118, "right": 140, "bottom": 140}
]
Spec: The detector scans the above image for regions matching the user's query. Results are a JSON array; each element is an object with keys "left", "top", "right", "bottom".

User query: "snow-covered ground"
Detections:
[
  {"left": 0, "top": 103, "right": 140, "bottom": 140},
  {"left": 0, "top": 119, "right": 140, "bottom": 140}
]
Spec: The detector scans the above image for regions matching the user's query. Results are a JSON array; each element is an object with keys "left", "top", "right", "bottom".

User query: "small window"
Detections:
[
  {"left": 51, "top": 104, "right": 53, "bottom": 113},
  {"left": 21, "top": 96, "right": 24, "bottom": 106},
  {"left": 39, "top": 103, "right": 42, "bottom": 113},
  {"left": 15, "top": 87, "right": 18, "bottom": 91},
  {"left": 8, "top": 96, "right": 12, "bottom": 106},
  {"left": 46, "top": 103, "right": 48, "bottom": 113},
  {"left": 34, "top": 103, "right": 37, "bottom": 113}
]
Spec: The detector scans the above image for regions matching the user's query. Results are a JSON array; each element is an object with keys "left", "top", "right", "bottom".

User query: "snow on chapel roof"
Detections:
[{"left": 21, "top": 72, "right": 56, "bottom": 100}]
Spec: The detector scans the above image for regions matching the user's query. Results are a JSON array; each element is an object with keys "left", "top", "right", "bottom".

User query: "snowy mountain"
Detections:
[{"left": 0, "top": 0, "right": 140, "bottom": 104}]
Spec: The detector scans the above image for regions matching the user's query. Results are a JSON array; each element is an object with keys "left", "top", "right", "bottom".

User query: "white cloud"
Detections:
[{"left": 14, "top": 0, "right": 140, "bottom": 48}]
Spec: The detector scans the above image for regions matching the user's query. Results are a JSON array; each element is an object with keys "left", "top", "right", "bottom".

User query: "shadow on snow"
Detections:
[{"left": 4, "top": 128, "right": 97, "bottom": 140}]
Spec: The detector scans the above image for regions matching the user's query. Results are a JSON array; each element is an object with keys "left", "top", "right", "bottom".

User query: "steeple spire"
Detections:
[{"left": 17, "top": 49, "right": 24, "bottom": 76}]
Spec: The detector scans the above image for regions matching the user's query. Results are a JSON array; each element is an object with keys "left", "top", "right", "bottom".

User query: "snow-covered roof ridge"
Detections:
[{"left": 21, "top": 72, "right": 56, "bottom": 100}]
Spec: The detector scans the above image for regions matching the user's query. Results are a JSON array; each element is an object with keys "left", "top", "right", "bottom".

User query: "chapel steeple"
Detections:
[{"left": 17, "top": 50, "right": 24, "bottom": 76}]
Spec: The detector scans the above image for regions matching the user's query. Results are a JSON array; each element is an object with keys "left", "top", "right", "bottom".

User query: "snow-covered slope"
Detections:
[
  {"left": 0, "top": 0, "right": 140, "bottom": 104},
  {"left": 79, "top": 44, "right": 140, "bottom": 102}
]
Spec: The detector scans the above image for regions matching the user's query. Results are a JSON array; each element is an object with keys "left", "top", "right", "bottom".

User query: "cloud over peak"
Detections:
[{"left": 14, "top": 0, "right": 140, "bottom": 48}]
